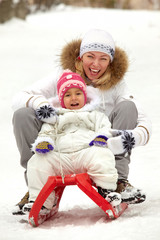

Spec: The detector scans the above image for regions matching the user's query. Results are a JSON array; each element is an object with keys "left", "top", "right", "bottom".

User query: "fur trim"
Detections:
[
  {"left": 60, "top": 39, "right": 128, "bottom": 90},
  {"left": 31, "top": 136, "right": 54, "bottom": 153},
  {"left": 49, "top": 96, "right": 61, "bottom": 108},
  {"left": 60, "top": 39, "right": 81, "bottom": 73},
  {"left": 82, "top": 86, "right": 101, "bottom": 111}
]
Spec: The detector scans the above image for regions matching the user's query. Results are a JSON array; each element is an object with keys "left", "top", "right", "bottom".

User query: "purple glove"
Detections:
[
  {"left": 89, "top": 135, "right": 108, "bottom": 147},
  {"left": 36, "top": 141, "right": 54, "bottom": 154}
]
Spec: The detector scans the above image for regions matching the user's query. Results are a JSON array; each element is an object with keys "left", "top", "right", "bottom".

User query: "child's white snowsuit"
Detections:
[{"left": 27, "top": 97, "right": 118, "bottom": 209}]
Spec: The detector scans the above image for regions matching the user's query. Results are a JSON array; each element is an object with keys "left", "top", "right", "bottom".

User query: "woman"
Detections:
[{"left": 12, "top": 29, "right": 151, "bottom": 215}]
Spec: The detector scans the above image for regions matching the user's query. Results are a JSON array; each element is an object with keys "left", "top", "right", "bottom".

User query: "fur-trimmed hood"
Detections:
[{"left": 60, "top": 39, "right": 129, "bottom": 90}]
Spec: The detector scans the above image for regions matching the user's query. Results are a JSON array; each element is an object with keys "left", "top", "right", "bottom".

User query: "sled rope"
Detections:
[{"left": 55, "top": 122, "right": 65, "bottom": 184}]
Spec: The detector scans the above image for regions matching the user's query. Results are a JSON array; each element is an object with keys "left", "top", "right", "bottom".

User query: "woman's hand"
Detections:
[{"left": 35, "top": 105, "right": 58, "bottom": 124}]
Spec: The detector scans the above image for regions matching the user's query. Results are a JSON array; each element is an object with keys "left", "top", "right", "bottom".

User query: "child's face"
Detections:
[
  {"left": 63, "top": 88, "right": 85, "bottom": 110},
  {"left": 82, "top": 51, "right": 110, "bottom": 80}
]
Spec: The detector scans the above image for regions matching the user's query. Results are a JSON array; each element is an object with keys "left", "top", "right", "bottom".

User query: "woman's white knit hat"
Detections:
[{"left": 80, "top": 29, "right": 115, "bottom": 62}]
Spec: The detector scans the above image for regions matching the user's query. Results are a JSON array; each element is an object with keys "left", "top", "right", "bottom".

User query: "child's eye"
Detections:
[
  {"left": 64, "top": 94, "right": 70, "bottom": 97},
  {"left": 76, "top": 92, "right": 82, "bottom": 95}
]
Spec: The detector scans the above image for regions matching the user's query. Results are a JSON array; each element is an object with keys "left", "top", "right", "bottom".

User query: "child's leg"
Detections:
[
  {"left": 74, "top": 146, "right": 118, "bottom": 190},
  {"left": 27, "top": 152, "right": 75, "bottom": 209},
  {"left": 27, "top": 154, "right": 57, "bottom": 209}
]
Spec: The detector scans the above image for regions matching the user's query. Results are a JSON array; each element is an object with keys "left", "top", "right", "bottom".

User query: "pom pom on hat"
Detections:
[
  {"left": 57, "top": 70, "right": 87, "bottom": 108},
  {"left": 80, "top": 29, "right": 115, "bottom": 62}
]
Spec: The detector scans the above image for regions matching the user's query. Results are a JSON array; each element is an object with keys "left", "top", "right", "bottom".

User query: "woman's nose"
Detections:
[{"left": 92, "top": 58, "right": 99, "bottom": 67}]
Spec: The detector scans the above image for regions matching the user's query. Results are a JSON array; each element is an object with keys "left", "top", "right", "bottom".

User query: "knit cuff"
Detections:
[{"left": 28, "top": 95, "right": 49, "bottom": 110}]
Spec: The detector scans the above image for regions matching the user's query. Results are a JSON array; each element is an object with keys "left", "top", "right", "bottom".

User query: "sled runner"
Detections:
[{"left": 28, "top": 173, "right": 128, "bottom": 227}]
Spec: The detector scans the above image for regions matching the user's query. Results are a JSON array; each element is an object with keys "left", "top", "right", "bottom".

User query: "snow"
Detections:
[{"left": 0, "top": 4, "right": 160, "bottom": 240}]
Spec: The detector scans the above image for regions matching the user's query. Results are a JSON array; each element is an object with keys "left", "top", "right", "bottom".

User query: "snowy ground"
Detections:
[{"left": 0, "top": 4, "right": 160, "bottom": 240}]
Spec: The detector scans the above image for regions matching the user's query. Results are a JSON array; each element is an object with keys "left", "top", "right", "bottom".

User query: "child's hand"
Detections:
[
  {"left": 89, "top": 135, "right": 108, "bottom": 147},
  {"left": 36, "top": 141, "right": 54, "bottom": 154}
]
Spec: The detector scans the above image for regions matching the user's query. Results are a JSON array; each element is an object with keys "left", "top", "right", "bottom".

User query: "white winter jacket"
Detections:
[{"left": 32, "top": 107, "right": 113, "bottom": 154}]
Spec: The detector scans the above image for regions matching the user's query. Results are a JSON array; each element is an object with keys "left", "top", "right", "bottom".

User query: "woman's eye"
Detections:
[
  {"left": 87, "top": 55, "right": 93, "bottom": 58},
  {"left": 101, "top": 58, "right": 107, "bottom": 61}
]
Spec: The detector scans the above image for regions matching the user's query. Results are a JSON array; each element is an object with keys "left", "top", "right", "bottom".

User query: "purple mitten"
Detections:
[
  {"left": 89, "top": 135, "right": 108, "bottom": 147},
  {"left": 36, "top": 141, "right": 54, "bottom": 154}
]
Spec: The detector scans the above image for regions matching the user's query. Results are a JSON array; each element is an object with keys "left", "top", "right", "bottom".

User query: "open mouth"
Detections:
[
  {"left": 90, "top": 68, "right": 100, "bottom": 75},
  {"left": 71, "top": 103, "right": 79, "bottom": 107}
]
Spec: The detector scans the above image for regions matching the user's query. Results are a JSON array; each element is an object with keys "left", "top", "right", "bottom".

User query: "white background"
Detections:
[{"left": 0, "top": 4, "right": 160, "bottom": 240}]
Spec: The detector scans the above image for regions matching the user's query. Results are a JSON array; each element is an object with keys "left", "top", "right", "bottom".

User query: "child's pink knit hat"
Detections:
[{"left": 57, "top": 70, "right": 87, "bottom": 108}]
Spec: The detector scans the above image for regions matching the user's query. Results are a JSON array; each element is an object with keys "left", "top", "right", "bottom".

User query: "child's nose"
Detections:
[{"left": 71, "top": 94, "right": 76, "bottom": 100}]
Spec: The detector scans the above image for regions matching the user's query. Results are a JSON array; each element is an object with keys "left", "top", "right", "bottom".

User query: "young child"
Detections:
[{"left": 23, "top": 71, "right": 121, "bottom": 213}]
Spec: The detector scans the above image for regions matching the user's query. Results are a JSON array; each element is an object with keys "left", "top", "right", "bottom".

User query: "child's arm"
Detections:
[
  {"left": 93, "top": 111, "right": 112, "bottom": 137},
  {"left": 31, "top": 123, "right": 55, "bottom": 154}
]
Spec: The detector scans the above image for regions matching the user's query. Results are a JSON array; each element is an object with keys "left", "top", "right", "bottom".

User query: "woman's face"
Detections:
[{"left": 81, "top": 51, "right": 110, "bottom": 80}]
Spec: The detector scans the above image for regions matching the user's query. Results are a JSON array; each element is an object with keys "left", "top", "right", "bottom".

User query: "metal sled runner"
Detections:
[{"left": 28, "top": 173, "right": 128, "bottom": 227}]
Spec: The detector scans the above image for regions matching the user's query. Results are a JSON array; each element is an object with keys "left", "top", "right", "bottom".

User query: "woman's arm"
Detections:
[{"left": 12, "top": 71, "right": 60, "bottom": 111}]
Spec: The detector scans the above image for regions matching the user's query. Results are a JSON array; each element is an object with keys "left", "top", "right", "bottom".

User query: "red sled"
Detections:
[{"left": 28, "top": 173, "right": 128, "bottom": 227}]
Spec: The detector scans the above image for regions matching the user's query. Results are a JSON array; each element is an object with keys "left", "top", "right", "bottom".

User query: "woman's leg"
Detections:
[
  {"left": 12, "top": 108, "right": 43, "bottom": 214},
  {"left": 12, "top": 107, "right": 43, "bottom": 170},
  {"left": 108, "top": 101, "right": 145, "bottom": 204},
  {"left": 109, "top": 100, "right": 138, "bottom": 180}
]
